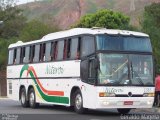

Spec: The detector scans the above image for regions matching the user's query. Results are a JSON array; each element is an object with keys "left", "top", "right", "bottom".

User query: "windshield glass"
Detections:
[
  {"left": 96, "top": 35, "right": 152, "bottom": 52},
  {"left": 98, "top": 53, "right": 153, "bottom": 86}
]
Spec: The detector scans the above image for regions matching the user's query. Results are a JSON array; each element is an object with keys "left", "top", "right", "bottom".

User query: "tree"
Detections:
[
  {"left": 0, "top": 0, "right": 26, "bottom": 39},
  {"left": 19, "top": 19, "right": 59, "bottom": 42},
  {"left": 73, "top": 9, "right": 130, "bottom": 29},
  {"left": 141, "top": 3, "right": 160, "bottom": 69}
]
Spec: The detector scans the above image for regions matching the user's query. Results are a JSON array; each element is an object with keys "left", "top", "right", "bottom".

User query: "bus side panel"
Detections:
[{"left": 81, "top": 83, "right": 97, "bottom": 109}]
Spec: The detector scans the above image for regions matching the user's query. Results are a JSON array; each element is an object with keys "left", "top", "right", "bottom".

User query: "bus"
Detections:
[{"left": 7, "top": 28, "right": 155, "bottom": 114}]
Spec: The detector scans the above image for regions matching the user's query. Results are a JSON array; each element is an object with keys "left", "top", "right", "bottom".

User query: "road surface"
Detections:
[{"left": 0, "top": 98, "right": 159, "bottom": 120}]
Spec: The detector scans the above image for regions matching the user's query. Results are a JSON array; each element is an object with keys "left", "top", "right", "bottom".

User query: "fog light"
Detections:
[
  {"left": 103, "top": 101, "right": 109, "bottom": 105},
  {"left": 147, "top": 101, "right": 152, "bottom": 105}
]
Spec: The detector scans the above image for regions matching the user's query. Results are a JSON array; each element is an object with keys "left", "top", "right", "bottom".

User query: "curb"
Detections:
[{"left": 0, "top": 96, "right": 8, "bottom": 99}]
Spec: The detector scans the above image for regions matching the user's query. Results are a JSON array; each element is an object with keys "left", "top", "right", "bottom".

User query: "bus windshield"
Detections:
[
  {"left": 96, "top": 35, "right": 152, "bottom": 52},
  {"left": 98, "top": 53, "right": 153, "bottom": 86}
]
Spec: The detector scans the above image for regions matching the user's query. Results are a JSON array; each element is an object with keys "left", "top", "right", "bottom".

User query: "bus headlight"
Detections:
[
  {"left": 99, "top": 92, "right": 115, "bottom": 97},
  {"left": 143, "top": 93, "right": 154, "bottom": 97}
]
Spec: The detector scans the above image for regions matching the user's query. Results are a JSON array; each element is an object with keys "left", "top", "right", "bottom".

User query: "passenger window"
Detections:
[
  {"left": 13, "top": 49, "right": 17, "bottom": 64},
  {"left": 57, "top": 40, "right": 64, "bottom": 60},
  {"left": 34, "top": 44, "right": 40, "bottom": 62},
  {"left": 8, "top": 49, "right": 14, "bottom": 65},
  {"left": 81, "top": 36, "right": 95, "bottom": 57},
  {"left": 24, "top": 46, "right": 30, "bottom": 63},
  {"left": 63, "top": 39, "right": 71, "bottom": 60},
  {"left": 50, "top": 42, "right": 54, "bottom": 61},
  {"left": 40, "top": 43, "right": 46, "bottom": 62},
  {"left": 45, "top": 42, "right": 51, "bottom": 61},
  {"left": 20, "top": 47, "right": 25, "bottom": 64},
  {"left": 29, "top": 45, "right": 35, "bottom": 63},
  {"left": 15, "top": 48, "right": 21, "bottom": 64},
  {"left": 53, "top": 41, "right": 58, "bottom": 60},
  {"left": 70, "top": 38, "right": 79, "bottom": 59}
]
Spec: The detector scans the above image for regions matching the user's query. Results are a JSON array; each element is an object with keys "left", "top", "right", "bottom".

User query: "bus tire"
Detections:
[
  {"left": 28, "top": 88, "right": 39, "bottom": 108},
  {"left": 117, "top": 108, "right": 131, "bottom": 114},
  {"left": 20, "top": 88, "right": 29, "bottom": 107},
  {"left": 74, "top": 90, "right": 85, "bottom": 114}
]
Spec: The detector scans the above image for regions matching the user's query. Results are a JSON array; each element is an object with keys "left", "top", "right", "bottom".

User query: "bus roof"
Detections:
[{"left": 8, "top": 28, "right": 149, "bottom": 48}]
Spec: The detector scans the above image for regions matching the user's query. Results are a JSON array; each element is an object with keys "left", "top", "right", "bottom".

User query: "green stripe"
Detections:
[{"left": 20, "top": 65, "right": 69, "bottom": 104}]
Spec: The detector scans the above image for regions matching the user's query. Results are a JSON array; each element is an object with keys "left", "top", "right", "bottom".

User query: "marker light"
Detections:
[
  {"left": 99, "top": 92, "right": 115, "bottom": 97},
  {"left": 143, "top": 93, "right": 154, "bottom": 97}
]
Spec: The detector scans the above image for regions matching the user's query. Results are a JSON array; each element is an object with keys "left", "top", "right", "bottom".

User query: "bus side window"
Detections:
[
  {"left": 63, "top": 39, "right": 67, "bottom": 60},
  {"left": 54, "top": 41, "right": 58, "bottom": 60},
  {"left": 33, "top": 44, "right": 40, "bottom": 62},
  {"left": 50, "top": 42, "right": 54, "bottom": 61},
  {"left": 40, "top": 43, "right": 46, "bottom": 62},
  {"left": 45, "top": 42, "right": 51, "bottom": 62},
  {"left": 70, "top": 38, "right": 79, "bottom": 59},
  {"left": 20, "top": 47, "right": 25, "bottom": 64},
  {"left": 57, "top": 40, "right": 64, "bottom": 61},
  {"left": 29, "top": 45, "right": 35, "bottom": 63},
  {"left": 24, "top": 46, "right": 30, "bottom": 63},
  {"left": 13, "top": 49, "right": 17, "bottom": 64},
  {"left": 15, "top": 48, "right": 21, "bottom": 64},
  {"left": 63, "top": 39, "right": 71, "bottom": 60},
  {"left": 81, "top": 36, "right": 95, "bottom": 58},
  {"left": 8, "top": 49, "right": 14, "bottom": 65}
]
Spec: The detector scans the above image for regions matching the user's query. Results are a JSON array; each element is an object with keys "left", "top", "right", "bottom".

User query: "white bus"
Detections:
[{"left": 7, "top": 28, "right": 155, "bottom": 114}]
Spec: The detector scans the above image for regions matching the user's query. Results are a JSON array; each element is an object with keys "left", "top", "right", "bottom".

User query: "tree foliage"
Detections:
[
  {"left": 73, "top": 9, "right": 130, "bottom": 29},
  {"left": 19, "top": 19, "right": 59, "bottom": 42},
  {"left": 0, "top": 6, "right": 26, "bottom": 38},
  {"left": 141, "top": 3, "right": 160, "bottom": 70},
  {"left": 0, "top": 1, "right": 60, "bottom": 70}
]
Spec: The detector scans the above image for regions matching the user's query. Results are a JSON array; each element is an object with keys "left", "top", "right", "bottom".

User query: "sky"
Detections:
[{"left": 16, "top": 0, "right": 38, "bottom": 5}]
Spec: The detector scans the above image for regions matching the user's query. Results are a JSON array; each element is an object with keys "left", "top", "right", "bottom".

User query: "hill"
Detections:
[{"left": 19, "top": 0, "right": 160, "bottom": 29}]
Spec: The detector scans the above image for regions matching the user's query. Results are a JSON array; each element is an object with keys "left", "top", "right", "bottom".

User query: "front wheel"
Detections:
[
  {"left": 74, "top": 90, "right": 86, "bottom": 114},
  {"left": 117, "top": 108, "right": 131, "bottom": 114},
  {"left": 28, "top": 88, "right": 39, "bottom": 108}
]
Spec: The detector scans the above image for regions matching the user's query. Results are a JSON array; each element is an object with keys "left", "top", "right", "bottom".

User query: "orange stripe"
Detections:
[{"left": 27, "top": 66, "right": 64, "bottom": 96}]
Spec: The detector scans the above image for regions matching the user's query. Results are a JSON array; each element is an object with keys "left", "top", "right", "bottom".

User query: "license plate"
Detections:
[{"left": 124, "top": 101, "right": 133, "bottom": 105}]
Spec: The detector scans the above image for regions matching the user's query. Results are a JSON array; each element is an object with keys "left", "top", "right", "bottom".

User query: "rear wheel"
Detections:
[
  {"left": 117, "top": 108, "right": 131, "bottom": 114},
  {"left": 20, "top": 88, "right": 29, "bottom": 107},
  {"left": 28, "top": 88, "right": 39, "bottom": 108},
  {"left": 74, "top": 90, "right": 86, "bottom": 114}
]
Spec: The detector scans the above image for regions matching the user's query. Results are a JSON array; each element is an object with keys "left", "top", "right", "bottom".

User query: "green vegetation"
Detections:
[
  {"left": 0, "top": 1, "right": 59, "bottom": 70},
  {"left": 73, "top": 9, "right": 130, "bottom": 29},
  {"left": 141, "top": 3, "right": 160, "bottom": 71},
  {"left": 19, "top": 19, "right": 58, "bottom": 42}
]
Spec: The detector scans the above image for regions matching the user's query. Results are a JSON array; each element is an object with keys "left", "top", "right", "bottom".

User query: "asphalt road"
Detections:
[{"left": 0, "top": 98, "right": 159, "bottom": 120}]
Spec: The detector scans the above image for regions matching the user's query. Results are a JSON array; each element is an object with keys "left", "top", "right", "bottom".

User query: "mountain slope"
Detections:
[{"left": 19, "top": 0, "right": 160, "bottom": 29}]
